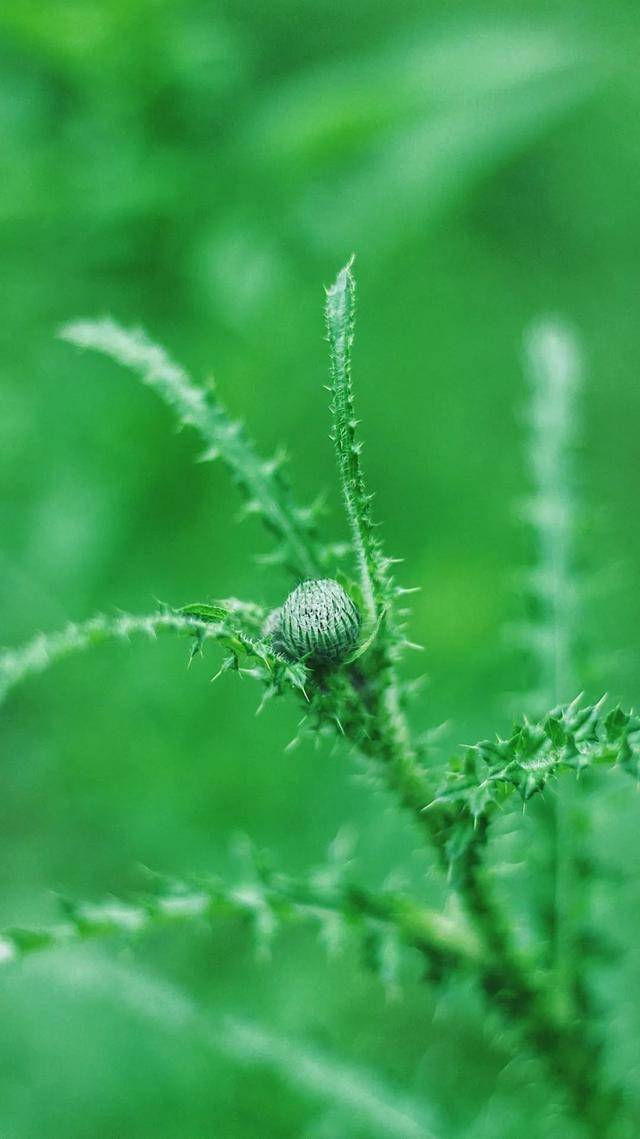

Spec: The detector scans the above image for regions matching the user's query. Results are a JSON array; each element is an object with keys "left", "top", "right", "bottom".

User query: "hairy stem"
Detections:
[
  {"left": 60, "top": 319, "right": 320, "bottom": 579},
  {"left": 323, "top": 264, "right": 605, "bottom": 1125},
  {"left": 0, "top": 874, "right": 482, "bottom": 977},
  {"left": 326, "top": 261, "right": 384, "bottom": 623},
  {"left": 452, "top": 824, "right": 634, "bottom": 1138},
  {"left": 524, "top": 318, "right": 583, "bottom": 1021},
  {"left": 0, "top": 609, "right": 307, "bottom": 709},
  {"left": 326, "top": 262, "right": 432, "bottom": 825}
]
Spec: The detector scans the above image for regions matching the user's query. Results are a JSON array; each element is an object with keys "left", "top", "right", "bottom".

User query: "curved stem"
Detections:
[{"left": 61, "top": 319, "right": 320, "bottom": 579}]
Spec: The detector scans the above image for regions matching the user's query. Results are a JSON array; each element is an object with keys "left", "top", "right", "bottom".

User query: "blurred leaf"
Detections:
[
  {"left": 1, "top": 952, "right": 443, "bottom": 1139},
  {"left": 248, "top": 22, "right": 601, "bottom": 255}
]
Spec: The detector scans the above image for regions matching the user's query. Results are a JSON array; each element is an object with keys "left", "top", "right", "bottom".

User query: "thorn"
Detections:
[
  {"left": 255, "top": 547, "right": 287, "bottom": 567},
  {"left": 256, "top": 686, "right": 275, "bottom": 716},
  {"left": 260, "top": 449, "right": 288, "bottom": 477},
  {"left": 211, "top": 654, "right": 237, "bottom": 682},
  {"left": 197, "top": 446, "right": 220, "bottom": 463},
  {"left": 237, "top": 499, "right": 263, "bottom": 522}
]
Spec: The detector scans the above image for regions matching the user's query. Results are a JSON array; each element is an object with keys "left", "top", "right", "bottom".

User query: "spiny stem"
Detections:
[
  {"left": 428, "top": 695, "right": 640, "bottom": 1138},
  {"left": 523, "top": 318, "right": 581, "bottom": 710},
  {"left": 0, "top": 610, "right": 307, "bottom": 709},
  {"left": 60, "top": 319, "right": 321, "bottom": 579},
  {"left": 0, "top": 874, "right": 482, "bottom": 977},
  {"left": 326, "top": 261, "right": 430, "bottom": 826},
  {"left": 4, "top": 853, "right": 631, "bottom": 1134},
  {"left": 524, "top": 318, "right": 583, "bottom": 1022},
  {"left": 323, "top": 267, "right": 550, "bottom": 1101},
  {"left": 325, "top": 260, "right": 382, "bottom": 624},
  {"left": 0, "top": 612, "right": 198, "bottom": 706},
  {"left": 430, "top": 698, "right": 640, "bottom": 814}
]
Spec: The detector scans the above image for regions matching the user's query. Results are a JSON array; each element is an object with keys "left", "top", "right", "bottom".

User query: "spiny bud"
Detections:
[{"left": 278, "top": 579, "right": 361, "bottom": 666}]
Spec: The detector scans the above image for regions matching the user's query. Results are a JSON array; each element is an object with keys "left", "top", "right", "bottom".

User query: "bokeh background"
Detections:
[{"left": 2, "top": 2, "right": 640, "bottom": 1136}]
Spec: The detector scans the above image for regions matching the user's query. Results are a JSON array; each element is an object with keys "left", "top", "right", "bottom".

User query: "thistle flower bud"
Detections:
[{"left": 279, "top": 579, "right": 361, "bottom": 666}]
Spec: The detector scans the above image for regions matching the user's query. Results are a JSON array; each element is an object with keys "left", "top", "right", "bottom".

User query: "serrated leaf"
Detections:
[{"left": 179, "top": 602, "right": 228, "bottom": 623}]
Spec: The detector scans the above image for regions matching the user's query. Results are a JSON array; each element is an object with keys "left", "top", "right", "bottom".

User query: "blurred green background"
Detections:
[{"left": 2, "top": 2, "right": 640, "bottom": 1136}]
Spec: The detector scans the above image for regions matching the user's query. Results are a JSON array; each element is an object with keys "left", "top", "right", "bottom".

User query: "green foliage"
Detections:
[
  {"left": 429, "top": 697, "right": 640, "bottom": 872},
  {"left": 4, "top": 8, "right": 640, "bottom": 1137},
  {"left": 2, "top": 265, "right": 640, "bottom": 1139}
]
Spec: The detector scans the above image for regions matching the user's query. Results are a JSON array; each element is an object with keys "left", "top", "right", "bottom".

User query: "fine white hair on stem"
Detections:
[
  {"left": 521, "top": 316, "right": 584, "bottom": 1028},
  {"left": 521, "top": 315, "right": 583, "bottom": 710},
  {"left": 60, "top": 319, "right": 320, "bottom": 579}
]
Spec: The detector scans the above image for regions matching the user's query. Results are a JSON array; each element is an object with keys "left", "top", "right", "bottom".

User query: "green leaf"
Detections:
[{"left": 179, "top": 602, "right": 229, "bottom": 622}]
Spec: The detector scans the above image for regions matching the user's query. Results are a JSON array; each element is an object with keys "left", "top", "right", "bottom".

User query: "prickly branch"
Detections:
[
  {"left": 0, "top": 609, "right": 308, "bottom": 709},
  {"left": 0, "top": 265, "right": 636, "bottom": 1138},
  {"left": 429, "top": 697, "right": 640, "bottom": 868},
  {"left": 519, "top": 318, "right": 583, "bottom": 711},
  {"left": 60, "top": 319, "right": 322, "bottom": 578},
  {"left": 0, "top": 862, "right": 482, "bottom": 984},
  {"left": 326, "top": 260, "right": 388, "bottom": 625},
  {"left": 518, "top": 319, "right": 595, "bottom": 1024},
  {"left": 325, "top": 261, "right": 427, "bottom": 824}
]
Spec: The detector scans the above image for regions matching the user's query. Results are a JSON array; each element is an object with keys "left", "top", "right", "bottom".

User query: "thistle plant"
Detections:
[{"left": 2, "top": 264, "right": 639, "bottom": 1138}]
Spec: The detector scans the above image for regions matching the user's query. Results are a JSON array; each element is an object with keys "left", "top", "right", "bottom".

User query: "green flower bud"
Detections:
[{"left": 279, "top": 579, "right": 361, "bottom": 666}]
